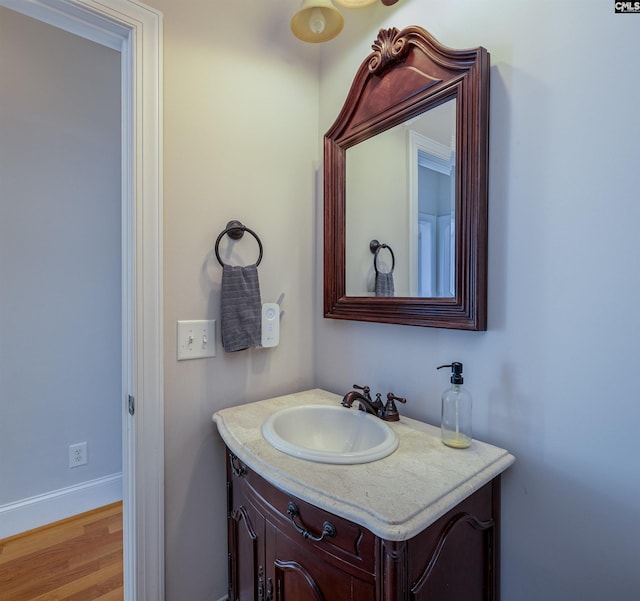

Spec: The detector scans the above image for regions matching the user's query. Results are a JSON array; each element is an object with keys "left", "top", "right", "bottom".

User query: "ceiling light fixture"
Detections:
[
  {"left": 291, "top": 0, "right": 400, "bottom": 44},
  {"left": 291, "top": 0, "right": 344, "bottom": 43},
  {"left": 335, "top": 0, "right": 400, "bottom": 6},
  {"left": 333, "top": 0, "right": 377, "bottom": 7}
]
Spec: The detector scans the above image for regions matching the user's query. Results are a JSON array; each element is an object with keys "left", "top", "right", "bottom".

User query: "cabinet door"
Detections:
[
  {"left": 407, "top": 480, "right": 499, "bottom": 601},
  {"left": 274, "top": 565, "right": 373, "bottom": 601},
  {"left": 269, "top": 525, "right": 374, "bottom": 601},
  {"left": 228, "top": 503, "right": 262, "bottom": 600},
  {"left": 227, "top": 452, "right": 265, "bottom": 601}
]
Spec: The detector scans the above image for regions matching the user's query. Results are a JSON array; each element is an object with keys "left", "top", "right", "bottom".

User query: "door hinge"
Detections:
[{"left": 128, "top": 395, "right": 135, "bottom": 416}]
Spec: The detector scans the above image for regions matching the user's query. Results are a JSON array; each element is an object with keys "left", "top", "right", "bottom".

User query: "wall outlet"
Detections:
[{"left": 69, "top": 442, "right": 88, "bottom": 468}]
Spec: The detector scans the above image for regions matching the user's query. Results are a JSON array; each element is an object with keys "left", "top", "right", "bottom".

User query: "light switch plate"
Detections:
[{"left": 177, "top": 320, "right": 216, "bottom": 360}]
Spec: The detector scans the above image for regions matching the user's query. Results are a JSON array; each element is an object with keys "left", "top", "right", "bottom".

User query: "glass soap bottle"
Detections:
[{"left": 437, "top": 362, "right": 472, "bottom": 449}]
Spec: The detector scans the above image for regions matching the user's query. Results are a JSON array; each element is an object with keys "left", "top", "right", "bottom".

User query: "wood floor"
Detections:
[{"left": 0, "top": 502, "right": 123, "bottom": 601}]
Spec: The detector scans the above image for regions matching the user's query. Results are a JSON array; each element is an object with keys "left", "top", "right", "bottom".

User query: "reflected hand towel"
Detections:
[{"left": 375, "top": 271, "right": 394, "bottom": 297}]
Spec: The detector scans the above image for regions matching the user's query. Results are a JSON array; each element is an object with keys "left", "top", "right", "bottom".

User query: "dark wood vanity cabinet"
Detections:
[{"left": 226, "top": 449, "right": 502, "bottom": 601}]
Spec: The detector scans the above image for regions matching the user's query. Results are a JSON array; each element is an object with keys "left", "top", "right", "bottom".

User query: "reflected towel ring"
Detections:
[
  {"left": 215, "top": 220, "right": 263, "bottom": 267},
  {"left": 370, "top": 239, "right": 395, "bottom": 274}
]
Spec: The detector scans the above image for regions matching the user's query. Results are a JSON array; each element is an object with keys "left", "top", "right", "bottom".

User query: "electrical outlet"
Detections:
[{"left": 69, "top": 442, "right": 88, "bottom": 468}]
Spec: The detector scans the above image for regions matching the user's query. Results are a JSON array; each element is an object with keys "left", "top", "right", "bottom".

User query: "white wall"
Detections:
[
  {"left": 145, "top": 1, "right": 320, "bottom": 598},
  {"left": 0, "top": 8, "right": 122, "bottom": 525},
  {"left": 316, "top": 1, "right": 640, "bottom": 600},
  {"left": 346, "top": 126, "right": 407, "bottom": 295}
]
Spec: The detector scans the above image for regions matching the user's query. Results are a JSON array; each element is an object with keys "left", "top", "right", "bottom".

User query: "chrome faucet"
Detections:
[
  {"left": 341, "top": 385, "right": 407, "bottom": 421},
  {"left": 341, "top": 385, "right": 384, "bottom": 417}
]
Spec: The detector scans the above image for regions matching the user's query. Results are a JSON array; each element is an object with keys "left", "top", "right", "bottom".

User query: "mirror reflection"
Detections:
[{"left": 345, "top": 98, "right": 457, "bottom": 298}]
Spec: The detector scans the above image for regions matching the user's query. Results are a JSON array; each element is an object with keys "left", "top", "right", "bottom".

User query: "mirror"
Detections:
[
  {"left": 324, "top": 26, "right": 489, "bottom": 330},
  {"left": 345, "top": 98, "right": 457, "bottom": 298}
]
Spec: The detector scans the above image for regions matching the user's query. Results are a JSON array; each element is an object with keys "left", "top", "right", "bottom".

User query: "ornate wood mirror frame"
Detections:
[{"left": 324, "top": 26, "right": 489, "bottom": 330}]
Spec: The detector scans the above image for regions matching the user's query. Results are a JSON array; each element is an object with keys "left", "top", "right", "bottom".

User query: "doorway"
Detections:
[
  {"left": 0, "top": 0, "right": 164, "bottom": 599},
  {"left": 0, "top": 4, "right": 123, "bottom": 535}
]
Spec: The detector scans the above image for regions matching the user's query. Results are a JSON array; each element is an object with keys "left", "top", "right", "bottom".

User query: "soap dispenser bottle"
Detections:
[{"left": 437, "top": 362, "right": 472, "bottom": 449}]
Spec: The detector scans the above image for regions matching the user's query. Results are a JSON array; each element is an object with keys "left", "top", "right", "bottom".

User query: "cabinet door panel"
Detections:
[
  {"left": 410, "top": 513, "right": 495, "bottom": 601},
  {"left": 407, "top": 481, "right": 497, "bottom": 601},
  {"left": 275, "top": 560, "right": 326, "bottom": 601},
  {"left": 273, "top": 529, "right": 374, "bottom": 601},
  {"left": 229, "top": 504, "right": 261, "bottom": 601},
  {"left": 228, "top": 451, "right": 265, "bottom": 601}
]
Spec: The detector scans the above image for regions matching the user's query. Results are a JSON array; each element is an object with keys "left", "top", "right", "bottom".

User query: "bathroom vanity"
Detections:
[{"left": 213, "top": 390, "right": 514, "bottom": 601}]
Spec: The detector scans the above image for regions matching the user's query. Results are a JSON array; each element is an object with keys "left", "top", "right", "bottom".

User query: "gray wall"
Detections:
[
  {"left": 0, "top": 9, "right": 122, "bottom": 506},
  {"left": 317, "top": 2, "right": 640, "bottom": 600},
  {"left": 147, "top": 1, "right": 320, "bottom": 599}
]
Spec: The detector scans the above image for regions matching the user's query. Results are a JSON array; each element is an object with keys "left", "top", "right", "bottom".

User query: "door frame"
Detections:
[{"left": 0, "top": 1, "right": 164, "bottom": 599}]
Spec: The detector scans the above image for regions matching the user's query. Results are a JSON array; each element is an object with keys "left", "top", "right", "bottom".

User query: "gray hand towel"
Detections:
[
  {"left": 221, "top": 264, "right": 262, "bottom": 352},
  {"left": 375, "top": 271, "right": 395, "bottom": 297}
]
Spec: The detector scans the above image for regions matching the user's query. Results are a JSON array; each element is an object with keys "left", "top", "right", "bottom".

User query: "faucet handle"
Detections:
[
  {"left": 381, "top": 393, "right": 407, "bottom": 422},
  {"left": 353, "top": 384, "right": 371, "bottom": 400}
]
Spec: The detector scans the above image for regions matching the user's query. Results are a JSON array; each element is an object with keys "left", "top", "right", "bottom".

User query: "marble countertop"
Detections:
[{"left": 213, "top": 389, "right": 514, "bottom": 541}]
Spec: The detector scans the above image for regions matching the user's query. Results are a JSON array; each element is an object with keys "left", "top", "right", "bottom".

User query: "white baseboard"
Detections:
[{"left": 0, "top": 472, "right": 122, "bottom": 539}]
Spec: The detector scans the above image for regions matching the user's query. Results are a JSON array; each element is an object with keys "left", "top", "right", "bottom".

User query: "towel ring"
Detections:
[
  {"left": 215, "top": 220, "right": 263, "bottom": 267},
  {"left": 370, "top": 239, "right": 395, "bottom": 274}
]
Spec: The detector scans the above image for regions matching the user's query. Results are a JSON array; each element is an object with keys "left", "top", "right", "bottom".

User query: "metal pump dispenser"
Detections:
[{"left": 437, "top": 362, "right": 472, "bottom": 448}]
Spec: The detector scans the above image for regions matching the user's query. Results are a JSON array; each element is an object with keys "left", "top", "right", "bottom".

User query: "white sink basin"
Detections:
[{"left": 262, "top": 404, "right": 398, "bottom": 464}]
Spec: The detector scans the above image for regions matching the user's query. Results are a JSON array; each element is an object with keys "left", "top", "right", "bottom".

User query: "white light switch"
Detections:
[{"left": 177, "top": 320, "right": 216, "bottom": 360}]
